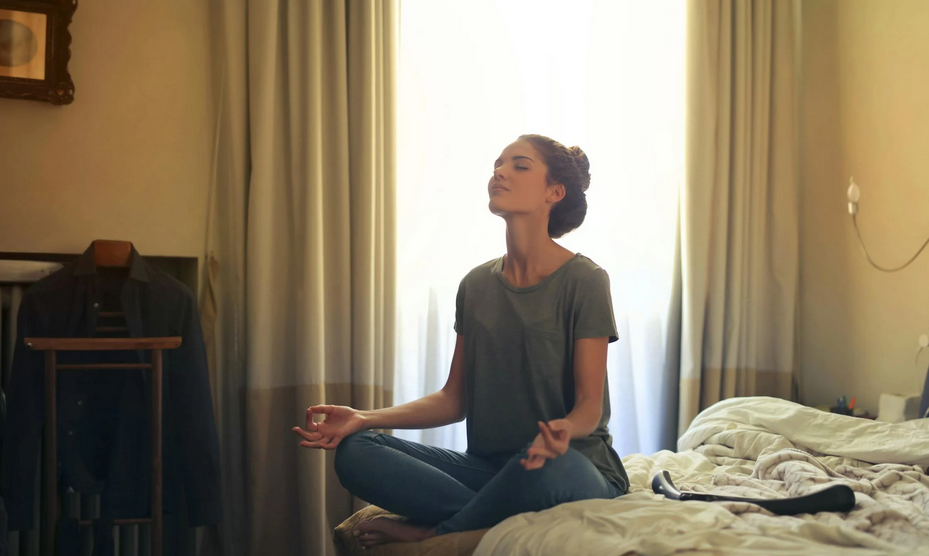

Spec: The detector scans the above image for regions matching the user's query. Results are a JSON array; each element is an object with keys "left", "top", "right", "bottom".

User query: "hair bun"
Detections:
[{"left": 568, "top": 146, "right": 591, "bottom": 191}]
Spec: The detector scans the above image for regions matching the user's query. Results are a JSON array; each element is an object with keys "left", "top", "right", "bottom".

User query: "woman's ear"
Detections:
[{"left": 547, "top": 183, "right": 566, "bottom": 204}]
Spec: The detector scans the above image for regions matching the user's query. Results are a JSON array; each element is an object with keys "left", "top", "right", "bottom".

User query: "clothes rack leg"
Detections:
[
  {"left": 41, "top": 350, "right": 56, "bottom": 556},
  {"left": 151, "top": 349, "right": 163, "bottom": 556}
]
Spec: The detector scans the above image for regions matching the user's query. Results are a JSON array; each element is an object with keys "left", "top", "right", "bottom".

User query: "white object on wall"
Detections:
[{"left": 847, "top": 177, "right": 860, "bottom": 215}]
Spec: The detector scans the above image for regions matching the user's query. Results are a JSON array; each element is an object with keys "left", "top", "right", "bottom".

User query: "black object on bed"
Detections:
[{"left": 651, "top": 470, "right": 856, "bottom": 516}]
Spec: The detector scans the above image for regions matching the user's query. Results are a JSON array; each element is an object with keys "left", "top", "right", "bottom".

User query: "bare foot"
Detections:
[{"left": 351, "top": 517, "right": 436, "bottom": 547}]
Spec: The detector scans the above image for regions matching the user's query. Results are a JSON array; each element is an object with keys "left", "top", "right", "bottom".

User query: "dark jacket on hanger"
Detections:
[{"left": 0, "top": 244, "right": 221, "bottom": 533}]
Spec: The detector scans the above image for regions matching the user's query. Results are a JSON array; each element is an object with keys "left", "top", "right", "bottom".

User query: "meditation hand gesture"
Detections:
[
  {"left": 292, "top": 405, "right": 364, "bottom": 450},
  {"left": 520, "top": 419, "right": 572, "bottom": 470}
]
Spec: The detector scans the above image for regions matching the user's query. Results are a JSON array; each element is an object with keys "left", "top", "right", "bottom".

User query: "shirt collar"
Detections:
[{"left": 73, "top": 243, "right": 151, "bottom": 283}]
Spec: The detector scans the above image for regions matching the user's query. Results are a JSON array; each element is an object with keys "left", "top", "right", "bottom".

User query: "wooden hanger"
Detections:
[{"left": 92, "top": 239, "right": 134, "bottom": 268}]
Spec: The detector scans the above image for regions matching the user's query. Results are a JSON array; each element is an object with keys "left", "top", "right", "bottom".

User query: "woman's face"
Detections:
[{"left": 488, "top": 140, "right": 564, "bottom": 218}]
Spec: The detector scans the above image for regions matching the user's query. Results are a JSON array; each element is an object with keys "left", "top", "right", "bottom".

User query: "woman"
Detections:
[{"left": 292, "top": 134, "right": 628, "bottom": 547}]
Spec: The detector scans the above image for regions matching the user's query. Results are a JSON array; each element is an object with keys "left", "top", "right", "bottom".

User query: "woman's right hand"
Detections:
[{"left": 292, "top": 405, "right": 365, "bottom": 450}]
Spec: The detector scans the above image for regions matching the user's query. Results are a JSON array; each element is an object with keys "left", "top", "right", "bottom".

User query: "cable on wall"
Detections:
[{"left": 847, "top": 178, "right": 929, "bottom": 273}]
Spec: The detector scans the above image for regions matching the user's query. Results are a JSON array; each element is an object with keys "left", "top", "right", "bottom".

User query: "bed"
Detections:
[{"left": 333, "top": 397, "right": 929, "bottom": 556}]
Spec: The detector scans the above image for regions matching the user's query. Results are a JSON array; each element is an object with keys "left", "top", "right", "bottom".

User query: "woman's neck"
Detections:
[{"left": 502, "top": 217, "right": 574, "bottom": 288}]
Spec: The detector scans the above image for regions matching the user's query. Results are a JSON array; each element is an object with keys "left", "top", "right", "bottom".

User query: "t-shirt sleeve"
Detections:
[
  {"left": 574, "top": 268, "right": 619, "bottom": 343},
  {"left": 454, "top": 277, "right": 465, "bottom": 334}
]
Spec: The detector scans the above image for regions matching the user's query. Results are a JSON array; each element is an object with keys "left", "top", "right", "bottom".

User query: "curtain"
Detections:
[
  {"left": 203, "top": 1, "right": 397, "bottom": 555},
  {"left": 394, "top": 0, "right": 686, "bottom": 456},
  {"left": 679, "top": 0, "right": 800, "bottom": 436}
]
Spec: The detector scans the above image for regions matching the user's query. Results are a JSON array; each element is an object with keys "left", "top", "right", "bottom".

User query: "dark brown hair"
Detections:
[{"left": 518, "top": 134, "right": 591, "bottom": 238}]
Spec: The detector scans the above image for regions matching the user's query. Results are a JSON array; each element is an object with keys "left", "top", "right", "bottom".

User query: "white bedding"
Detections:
[{"left": 473, "top": 397, "right": 929, "bottom": 556}]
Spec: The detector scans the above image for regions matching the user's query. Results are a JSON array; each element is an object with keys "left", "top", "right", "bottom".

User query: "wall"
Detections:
[
  {"left": 800, "top": 0, "right": 929, "bottom": 413},
  {"left": 0, "top": 0, "right": 214, "bottom": 261}
]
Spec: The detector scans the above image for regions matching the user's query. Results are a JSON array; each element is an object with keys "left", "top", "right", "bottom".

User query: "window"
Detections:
[{"left": 395, "top": 0, "right": 685, "bottom": 455}]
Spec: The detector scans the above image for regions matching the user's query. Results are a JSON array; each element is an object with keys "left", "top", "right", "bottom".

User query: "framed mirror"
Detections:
[{"left": 0, "top": 0, "right": 77, "bottom": 105}]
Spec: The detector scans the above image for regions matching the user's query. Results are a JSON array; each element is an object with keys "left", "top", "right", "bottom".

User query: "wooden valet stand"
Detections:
[{"left": 25, "top": 336, "right": 181, "bottom": 556}]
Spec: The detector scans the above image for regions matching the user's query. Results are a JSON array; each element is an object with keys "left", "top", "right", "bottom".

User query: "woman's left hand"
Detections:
[{"left": 520, "top": 419, "right": 573, "bottom": 470}]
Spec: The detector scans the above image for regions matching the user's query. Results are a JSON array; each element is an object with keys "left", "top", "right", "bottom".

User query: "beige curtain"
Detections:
[
  {"left": 679, "top": 0, "right": 800, "bottom": 436},
  {"left": 202, "top": 1, "right": 397, "bottom": 555}
]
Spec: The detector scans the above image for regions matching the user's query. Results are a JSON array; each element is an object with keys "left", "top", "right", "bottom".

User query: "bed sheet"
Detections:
[{"left": 474, "top": 397, "right": 929, "bottom": 556}]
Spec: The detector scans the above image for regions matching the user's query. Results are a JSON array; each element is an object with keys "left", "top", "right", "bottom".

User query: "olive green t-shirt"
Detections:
[{"left": 454, "top": 253, "right": 629, "bottom": 492}]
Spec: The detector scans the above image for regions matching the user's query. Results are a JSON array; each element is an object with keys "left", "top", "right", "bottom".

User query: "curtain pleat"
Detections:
[
  {"left": 679, "top": 0, "right": 800, "bottom": 436},
  {"left": 203, "top": 2, "right": 397, "bottom": 554}
]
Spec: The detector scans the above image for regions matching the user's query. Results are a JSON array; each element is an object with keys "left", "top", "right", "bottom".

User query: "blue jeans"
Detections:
[{"left": 334, "top": 430, "right": 624, "bottom": 535}]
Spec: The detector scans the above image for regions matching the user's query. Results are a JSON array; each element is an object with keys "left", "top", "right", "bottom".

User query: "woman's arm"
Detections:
[
  {"left": 294, "top": 335, "right": 467, "bottom": 449},
  {"left": 564, "top": 336, "right": 608, "bottom": 438},
  {"left": 360, "top": 334, "right": 467, "bottom": 430}
]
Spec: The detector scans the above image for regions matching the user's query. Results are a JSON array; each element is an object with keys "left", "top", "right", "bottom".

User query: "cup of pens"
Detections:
[{"left": 830, "top": 395, "right": 854, "bottom": 416}]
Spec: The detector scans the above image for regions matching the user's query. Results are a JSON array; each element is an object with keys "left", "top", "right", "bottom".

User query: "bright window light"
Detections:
[{"left": 395, "top": 0, "right": 685, "bottom": 455}]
